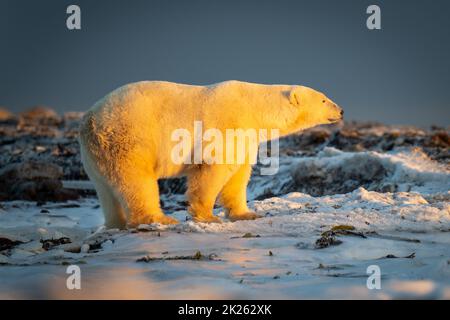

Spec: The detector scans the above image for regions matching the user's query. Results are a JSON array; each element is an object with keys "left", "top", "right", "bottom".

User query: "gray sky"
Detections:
[{"left": 1, "top": 0, "right": 449, "bottom": 126}]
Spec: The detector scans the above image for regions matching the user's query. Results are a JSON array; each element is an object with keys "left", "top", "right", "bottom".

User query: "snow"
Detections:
[{"left": 0, "top": 147, "right": 449, "bottom": 299}]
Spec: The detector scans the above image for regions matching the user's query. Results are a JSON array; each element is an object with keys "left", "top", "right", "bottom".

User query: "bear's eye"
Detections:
[{"left": 322, "top": 100, "right": 326, "bottom": 103}]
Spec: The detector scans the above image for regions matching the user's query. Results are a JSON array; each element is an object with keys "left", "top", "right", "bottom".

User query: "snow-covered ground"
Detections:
[{"left": 0, "top": 147, "right": 449, "bottom": 299}]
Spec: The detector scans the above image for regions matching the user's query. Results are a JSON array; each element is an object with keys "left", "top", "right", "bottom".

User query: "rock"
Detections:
[
  {"left": 0, "top": 161, "right": 79, "bottom": 201},
  {"left": 18, "top": 106, "right": 61, "bottom": 126},
  {"left": 0, "top": 161, "right": 62, "bottom": 181},
  {"left": 428, "top": 131, "right": 450, "bottom": 148},
  {"left": 291, "top": 154, "right": 388, "bottom": 196},
  {"left": 62, "top": 112, "right": 84, "bottom": 123},
  {"left": 61, "top": 242, "right": 82, "bottom": 253},
  {"left": 0, "top": 107, "right": 17, "bottom": 124},
  {"left": 283, "top": 128, "right": 331, "bottom": 152},
  {"left": 380, "top": 183, "right": 397, "bottom": 193},
  {"left": 137, "top": 224, "right": 156, "bottom": 232},
  {"left": 35, "top": 145, "right": 47, "bottom": 153},
  {"left": 0, "top": 236, "right": 24, "bottom": 251},
  {"left": 41, "top": 237, "right": 72, "bottom": 251}
]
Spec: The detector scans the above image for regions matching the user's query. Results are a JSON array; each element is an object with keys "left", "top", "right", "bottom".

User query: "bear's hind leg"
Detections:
[
  {"left": 94, "top": 180, "right": 127, "bottom": 229},
  {"left": 81, "top": 149, "right": 128, "bottom": 229},
  {"left": 117, "top": 174, "right": 179, "bottom": 226},
  {"left": 219, "top": 164, "right": 261, "bottom": 221}
]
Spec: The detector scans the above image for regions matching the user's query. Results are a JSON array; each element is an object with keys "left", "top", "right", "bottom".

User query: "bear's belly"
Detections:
[{"left": 153, "top": 158, "right": 187, "bottom": 179}]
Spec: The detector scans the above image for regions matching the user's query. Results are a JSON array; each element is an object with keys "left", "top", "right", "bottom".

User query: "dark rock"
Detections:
[
  {"left": 0, "top": 161, "right": 79, "bottom": 201},
  {"left": 41, "top": 237, "right": 72, "bottom": 251},
  {"left": 291, "top": 155, "right": 389, "bottom": 196},
  {"left": 380, "top": 183, "right": 397, "bottom": 193},
  {"left": 0, "top": 107, "right": 17, "bottom": 124},
  {"left": 428, "top": 131, "right": 450, "bottom": 148},
  {"left": 0, "top": 160, "right": 62, "bottom": 180},
  {"left": 315, "top": 226, "right": 366, "bottom": 249},
  {"left": 18, "top": 106, "right": 61, "bottom": 126},
  {"left": 315, "top": 234, "right": 342, "bottom": 249},
  {"left": 0, "top": 237, "right": 24, "bottom": 251}
]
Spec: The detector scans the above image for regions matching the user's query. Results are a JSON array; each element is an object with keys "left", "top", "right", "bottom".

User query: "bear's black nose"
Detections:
[{"left": 340, "top": 109, "right": 344, "bottom": 116}]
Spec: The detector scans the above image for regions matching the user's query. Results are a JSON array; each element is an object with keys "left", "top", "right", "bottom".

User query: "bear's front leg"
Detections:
[
  {"left": 186, "top": 164, "right": 238, "bottom": 223},
  {"left": 219, "top": 164, "right": 261, "bottom": 221}
]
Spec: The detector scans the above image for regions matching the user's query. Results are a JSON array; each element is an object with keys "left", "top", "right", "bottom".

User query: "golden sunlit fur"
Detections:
[{"left": 79, "top": 80, "right": 343, "bottom": 228}]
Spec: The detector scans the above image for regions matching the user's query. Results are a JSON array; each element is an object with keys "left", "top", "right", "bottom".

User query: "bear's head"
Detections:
[{"left": 286, "top": 86, "right": 343, "bottom": 131}]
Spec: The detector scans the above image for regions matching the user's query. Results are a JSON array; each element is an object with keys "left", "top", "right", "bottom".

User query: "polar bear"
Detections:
[{"left": 79, "top": 81, "right": 343, "bottom": 228}]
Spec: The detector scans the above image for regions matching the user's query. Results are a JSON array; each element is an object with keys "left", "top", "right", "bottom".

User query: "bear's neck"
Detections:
[
  {"left": 253, "top": 101, "right": 302, "bottom": 140},
  {"left": 211, "top": 81, "right": 307, "bottom": 140}
]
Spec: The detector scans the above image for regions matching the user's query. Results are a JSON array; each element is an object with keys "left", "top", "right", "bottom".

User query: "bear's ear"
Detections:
[{"left": 289, "top": 88, "right": 301, "bottom": 106}]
